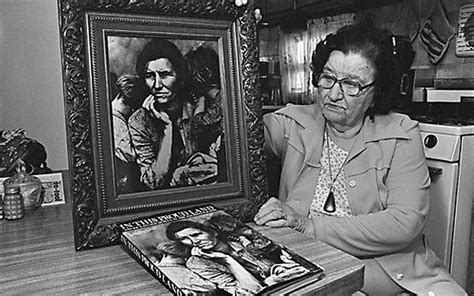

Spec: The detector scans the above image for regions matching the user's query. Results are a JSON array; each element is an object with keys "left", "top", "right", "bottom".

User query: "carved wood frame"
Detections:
[{"left": 57, "top": 0, "right": 267, "bottom": 250}]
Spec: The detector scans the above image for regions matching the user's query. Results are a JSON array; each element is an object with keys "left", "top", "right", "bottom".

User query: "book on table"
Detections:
[{"left": 116, "top": 204, "right": 325, "bottom": 295}]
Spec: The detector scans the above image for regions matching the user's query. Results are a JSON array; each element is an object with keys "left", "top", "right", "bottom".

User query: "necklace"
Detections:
[{"left": 323, "top": 124, "right": 356, "bottom": 213}]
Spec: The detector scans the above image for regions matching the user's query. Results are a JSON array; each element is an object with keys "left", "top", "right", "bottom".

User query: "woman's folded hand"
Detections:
[{"left": 254, "top": 197, "right": 310, "bottom": 233}]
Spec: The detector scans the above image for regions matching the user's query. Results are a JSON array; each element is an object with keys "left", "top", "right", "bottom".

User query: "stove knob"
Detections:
[{"left": 424, "top": 134, "right": 437, "bottom": 148}]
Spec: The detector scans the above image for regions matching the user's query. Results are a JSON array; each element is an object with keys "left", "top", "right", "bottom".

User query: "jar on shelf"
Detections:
[
  {"left": 3, "top": 186, "right": 24, "bottom": 220},
  {"left": 3, "top": 160, "right": 43, "bottom": 213}
]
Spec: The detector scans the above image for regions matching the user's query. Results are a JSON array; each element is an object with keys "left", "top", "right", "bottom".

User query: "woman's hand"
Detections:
[
  {"left": 191, "top": 247, "right": 229, "bottom": 260},
  {"left": 264, "top": 263, "right": 310, "bottom": 285},
  {"left": 254, "top": 198, "right": 311, "bottom": 233},
  {"left": 142, "top": 95, "right": 171, "bottom": 125},
  {"left": 170, "top": 152, "right": 218, "bottom": 186}
]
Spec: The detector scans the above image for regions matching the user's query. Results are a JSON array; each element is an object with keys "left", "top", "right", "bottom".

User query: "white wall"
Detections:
[{"left": 0, "top": 0, "right": 68, "bottom": 170}]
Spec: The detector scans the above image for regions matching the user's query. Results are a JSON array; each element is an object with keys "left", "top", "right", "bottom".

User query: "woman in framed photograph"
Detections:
[{"left": 128, "top": 38, "right": 192, "bottom": 190}]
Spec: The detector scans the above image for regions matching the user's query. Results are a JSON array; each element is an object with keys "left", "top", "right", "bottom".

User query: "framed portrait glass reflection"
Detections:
[
  {"left": 109, "top": 36, "right": 227, "bottom": 193},
  {"left": 85, "top": 12, "right": 249, "bottom": 218}
]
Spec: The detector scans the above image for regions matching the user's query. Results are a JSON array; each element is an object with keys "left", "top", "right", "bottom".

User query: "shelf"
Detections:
[{"left": 262, "top": 105, "right": 284, "bottom": 114}]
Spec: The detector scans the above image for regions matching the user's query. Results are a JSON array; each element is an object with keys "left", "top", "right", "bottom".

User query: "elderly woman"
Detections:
[{"left": 254, "top": 23, "right": 466, "bottom": 295}]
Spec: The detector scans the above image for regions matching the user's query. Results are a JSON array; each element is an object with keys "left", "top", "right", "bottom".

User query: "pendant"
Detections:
[{"left": 323, "top": 191, "right": 336, "bottom": 213}]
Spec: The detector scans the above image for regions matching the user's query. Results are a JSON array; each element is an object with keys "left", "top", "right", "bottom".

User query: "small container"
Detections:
[
  {"left": 3, "top": 186, "right": 24, "bottom": 220},
  {"left": 3, "top": 160, "right": 43, "bottom": 213}
]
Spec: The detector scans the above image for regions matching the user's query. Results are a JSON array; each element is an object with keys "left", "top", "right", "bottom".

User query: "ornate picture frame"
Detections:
[{"left": 57, "top": 0, "right": 267, "bottom": 250}]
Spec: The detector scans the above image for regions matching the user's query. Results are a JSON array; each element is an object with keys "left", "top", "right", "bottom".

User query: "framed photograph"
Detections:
[{"left": 57, "top": 0, "right": 266, "bottom": 250}]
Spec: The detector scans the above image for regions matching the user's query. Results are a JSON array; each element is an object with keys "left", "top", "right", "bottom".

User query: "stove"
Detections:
[
  {"left": 419, "top": 122, "right": 474, "bottom": 136},
  {"left": 416, "top": 118, "right": 474, "bottom": 289},
  {"left": 413, "top": 115, "right": 474, "bottom": 136}
]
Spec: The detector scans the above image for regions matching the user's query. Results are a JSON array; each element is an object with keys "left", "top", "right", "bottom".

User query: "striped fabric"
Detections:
[
  {"left": 419, "top": 0, "right": 455, "bottom": 64},
  {"left": 466, "top": 12, "right": 474, "bottom": 46}
]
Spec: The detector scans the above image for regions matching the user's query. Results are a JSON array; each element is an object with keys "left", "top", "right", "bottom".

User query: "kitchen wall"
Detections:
[
  {"left": 375, "top": 0, "right": 474, "bottom": 88},
  {"left": 1, "top": 0, "right": 472, "bottom": 171},
  {"left": 258, "top": 0, "right": 474, "bottom": 102},
  {"left": 0, "top": 0, "right": 68, "bottom": 171}
]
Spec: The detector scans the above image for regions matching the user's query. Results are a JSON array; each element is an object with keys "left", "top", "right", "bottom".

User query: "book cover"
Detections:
[{"left": 116, "top": 205, "right": 324, "bottom": 295}]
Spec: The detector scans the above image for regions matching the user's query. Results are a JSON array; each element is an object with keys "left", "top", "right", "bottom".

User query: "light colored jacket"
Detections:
[{"left": 264, "top": 103, "right": 466, "bottom": 295}]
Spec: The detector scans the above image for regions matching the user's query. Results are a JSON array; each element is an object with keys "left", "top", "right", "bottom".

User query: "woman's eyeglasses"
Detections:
[{"left": 317, "top": 73, "right": 375, "bottom": 96}]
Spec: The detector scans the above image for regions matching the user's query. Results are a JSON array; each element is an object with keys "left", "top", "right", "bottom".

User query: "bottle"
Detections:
[
  {"left": 3, "top": 186, "right": 25, "bottom": 220},
  {"left": 270, "top": 87, "right": 282, "bottom": 105},
  {"left": 0, "top": 193, "right": 4, "bottom": 220}
]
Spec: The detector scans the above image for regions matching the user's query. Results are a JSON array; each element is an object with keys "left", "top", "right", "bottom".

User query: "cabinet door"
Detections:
[
  {"left": 295, "top": 0, "right": 331, "bottom": 10},
  {"left": 264, "top": 0, "right": 294, "bottom": 15}
]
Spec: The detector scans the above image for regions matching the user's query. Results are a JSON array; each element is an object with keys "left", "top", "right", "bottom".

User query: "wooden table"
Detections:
[{"left": 0, "top": 203, "right": 364, "bottom": 295}]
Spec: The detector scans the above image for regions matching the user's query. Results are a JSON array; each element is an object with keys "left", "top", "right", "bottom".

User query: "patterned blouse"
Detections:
[{"left": 309, "top": 133, "right": 353, "bottom": 217}]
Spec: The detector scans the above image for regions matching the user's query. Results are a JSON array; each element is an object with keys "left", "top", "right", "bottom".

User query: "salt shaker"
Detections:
[
  {"left": 3, "top": 186, "right": 24, "bottom": 220},
  {"left": 3, "top": 160, "right": 43, "bottom": 213}
]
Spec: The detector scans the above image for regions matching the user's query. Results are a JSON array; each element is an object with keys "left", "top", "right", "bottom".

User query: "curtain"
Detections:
[
  {"left": 279, "top": 29, "right": 307, "bottom": 104},
  {"left": 279, "top": 13, "right": 355, "bottom": 105}
]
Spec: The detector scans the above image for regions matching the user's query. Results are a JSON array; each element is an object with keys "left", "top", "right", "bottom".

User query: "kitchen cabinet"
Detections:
[
  {"left": 255, "top": 0, "right": 403, "bottom": 26},
  {"left": 262, "top": 0, "right": 294, "bottom": 15}
]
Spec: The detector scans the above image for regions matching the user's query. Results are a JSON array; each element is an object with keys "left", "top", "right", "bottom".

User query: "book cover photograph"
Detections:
[{"left": 116, "top": 205, "right": 324, "bottom": 295}]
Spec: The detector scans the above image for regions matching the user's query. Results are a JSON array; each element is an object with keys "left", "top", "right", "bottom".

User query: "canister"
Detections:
[{"left": 3, "top": 186, "right": 24, "bottom": 220}]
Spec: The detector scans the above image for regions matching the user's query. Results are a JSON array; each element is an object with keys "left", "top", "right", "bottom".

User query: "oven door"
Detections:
[{"left": 423, "top": 159, "right": 459, "bottom": 271}]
